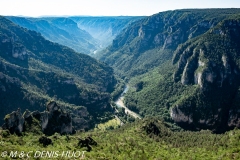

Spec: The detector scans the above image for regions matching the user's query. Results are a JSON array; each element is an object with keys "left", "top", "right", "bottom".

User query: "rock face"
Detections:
[
  {"left": 2, "top": 108, "right": 24, "bottom": 135},
  {"left": 2, "top": 101, "right": 74, "bottom": 135},
  {"left": 0, "top": 32, "right": 29, "bottom": 61},
  {"left": 41, "top": 101, "right": 73, "bottom": 135},
  {"left": 171, "top": 18, "right": 240, "bottom": 132},
  {"left": 95, "top": 9, "right": 240, "bottom": 132},
  {"left": 98, "top": 9, "right": 240, "bottom": 78}
]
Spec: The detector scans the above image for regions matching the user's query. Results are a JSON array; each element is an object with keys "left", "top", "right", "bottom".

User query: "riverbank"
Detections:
[{"left": 115, "top": 85, "right": 141, "bottom": 119}]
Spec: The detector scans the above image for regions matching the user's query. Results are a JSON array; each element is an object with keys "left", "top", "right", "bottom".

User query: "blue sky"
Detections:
[{"left": 0, "top": 0, "right": 240, "bottom": 17}]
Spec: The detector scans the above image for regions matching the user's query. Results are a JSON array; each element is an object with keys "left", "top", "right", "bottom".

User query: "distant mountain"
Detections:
[
  {"left": 97, "top": 9, "right": 240, "bottom": 132},
  {"left": 70, "top": 16, "right": 144, "bottom": 50},
  {"left": 98, "top": 9, "right": 240, "bottom": 77},
  {"left": 7, "top": 16, "right": 99, "bottom": 54},
  {"left": 0, "top": 16, "right": 116, "bottom": 130}
]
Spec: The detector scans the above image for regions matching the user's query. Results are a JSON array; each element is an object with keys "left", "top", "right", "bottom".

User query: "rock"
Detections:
[
  {"left": 170, "top": 107, "right": 193, "bottom": 124},
  {"left": 170, "top": 19, "right": 240, "bottom": 132},
  {"left": 40, "top": 111, "right": 49, "bottom": 132},
  {"left": 154, "top": 33, "right": 166, "bottom": 46},
  {"left": 46, "top": 101, "right": 61, "bottom": 113},
  {"left": 31, "top": 111, "right": 41, "bottom": 120},
  {"left": 23, "top": 109, "right": 31, "bottom": 119},
  {"left": 78, "top": 136, "right": 97, "bottom": 152},
  {"left": 42, "top": 101, "right": 73, "bottom": 135},
  {"left": 12, "top": 45, "right": 28, "bottom": 60},
  {"left": 39, "top": 136, "right": 53, "bottom": 147},
  {"left": 2, "top": 101, "right": 74, "bottom": 136},
  {"left": 2, "top": 108, "right": 24, "bottom": 135}
]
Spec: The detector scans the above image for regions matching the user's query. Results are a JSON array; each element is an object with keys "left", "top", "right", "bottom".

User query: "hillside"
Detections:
[
  {"left": 97, "top": 9, "right": 240, "bottom": 132},
  {"left": 1, "top": 8, "right": 240, "bottom": 159},
  {"left": 0, "top": 16, "right": 116, "bottom": 130},
  {"left": 70, "top": 16, "right": 144, "bottom": 50},
  {"left": 171, "top": 16, "right": 240, "bottom": 132},
  {"left": 7, "top": 16, "right": 99, "bottom": 54},
  {"left": 97, "top": 9, "right": 240, "bottom": 77},
  {"left": 1, "top": 118, "right": 240, "bottom": 159}
]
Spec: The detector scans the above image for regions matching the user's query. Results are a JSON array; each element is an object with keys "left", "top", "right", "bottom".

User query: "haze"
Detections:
[{"left": 0, "top": 0, "right": 240, "bottom": 17}]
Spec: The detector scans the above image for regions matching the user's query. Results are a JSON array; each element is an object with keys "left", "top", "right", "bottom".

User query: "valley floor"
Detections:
[{"left": 115, "top": 97, "right": 141, "bottom": 119}]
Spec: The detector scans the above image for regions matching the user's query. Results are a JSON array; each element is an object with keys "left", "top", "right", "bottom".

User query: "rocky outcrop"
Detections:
[
  {"left": 0, "top": 34, "right": 29, "bottom": 61},
  {"left": 2, "top": 108, "right": 24, "bottom": 135},
  {"left": 99, "top": 9, "right": 240, "bottom": 79},
  {"left": 170, "top": 107, "right": 193, "bottom": 124},
  {"left": 41, "top": 101, "right": 73, "bottom": 135},
  {"left": 0, "top": 16, "right": 116, "bottom": 134},
  {"left": 11, "top": 45, "right": 28, "bottom": 60},
  {"left": 78, "top": 136, "right": 97, "bottom": 152},
  {"left": 2, "top": 101, "right": 74, "bottom": 135},
  {"left": 170, "top": 18, "right": 240, "bottom": 132}
]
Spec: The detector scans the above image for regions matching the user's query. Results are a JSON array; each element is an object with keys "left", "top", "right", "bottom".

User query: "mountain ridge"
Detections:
[
  {"left": 0, "top": 16, "right": 116, "bottom": 130},
  {"left": 7, "top": 16, "right": 99, "bottom": 54},
  {"left": 70, "top": 16, "right": 144, "bottom": 50},
  {"left": 97, "top": 9, "right": 240, "bottom": 132}
]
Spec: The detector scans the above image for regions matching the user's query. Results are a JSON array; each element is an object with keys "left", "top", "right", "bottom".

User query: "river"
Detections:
[{"left": 115, "top": 85, "right": 142, "bottom": 119}]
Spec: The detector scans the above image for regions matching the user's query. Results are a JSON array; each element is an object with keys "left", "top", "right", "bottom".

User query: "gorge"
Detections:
[{"left": 1, "top": 8, "right": 240, "bottom": 159}]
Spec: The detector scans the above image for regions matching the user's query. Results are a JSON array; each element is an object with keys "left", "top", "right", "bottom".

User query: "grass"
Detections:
[
  {"left": 94, "top": 118, "right": 121, "bottom": 131},
  {"left": 0, "top": 118, "right": 240, "bottom": 160}
]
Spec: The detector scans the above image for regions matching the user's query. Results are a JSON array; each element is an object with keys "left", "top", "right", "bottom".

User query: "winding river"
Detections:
[{"left": 115, "top": 85, "right": 142, "bottom": 119}]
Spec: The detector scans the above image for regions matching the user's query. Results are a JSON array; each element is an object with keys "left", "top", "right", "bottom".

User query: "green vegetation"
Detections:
[
  {"left": 0, "top": 16, "right": 116, "bottom": 130},
  {"left": 96, "top": 9, "right": 240, "bottom": 132},
  {"left": 98, "top": 9, "right": 240, "bottom": 77},
  {"left": 169, "top": 16, "right": 240, "bottom": 132},
  {"left": 3, "top": 114, "right": 11, "bottom": 121},
  {"left": 110, "top": 76, "right": 126, "bottom": 101},
  {"left": 124, "top": 64, "right": 197, "bottom": 121},
  {"left": 2, "top": 9, "right": 240, "bottom": 159},
  {"left": 1, "top": 118, "right": 240, "bottom": 159},
  {"left": 94, "top": 118, "right": 121, "bottom": 131}
]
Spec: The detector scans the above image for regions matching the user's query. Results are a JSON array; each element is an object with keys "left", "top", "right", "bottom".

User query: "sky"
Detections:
[{"left": 0, "top": 0, "right": 240, "bottom": 17}]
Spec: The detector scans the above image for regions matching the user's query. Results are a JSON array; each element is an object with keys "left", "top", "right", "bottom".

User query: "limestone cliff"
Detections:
[
  {"left": 2, "top": 101, "right": 74, "bottom": 135},
  {"left": 171, "top": 18, "right": 240, "bottom": 132},
  {"left": 98, "top": 9, "right": 240, "bottom": 77}
]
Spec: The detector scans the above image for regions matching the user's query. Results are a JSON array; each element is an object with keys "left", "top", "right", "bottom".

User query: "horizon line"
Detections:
[{"left": 1, "top": 7, "right": 240, "bottom": 18}]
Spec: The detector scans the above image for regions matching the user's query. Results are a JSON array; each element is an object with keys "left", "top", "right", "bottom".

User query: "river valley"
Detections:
[{"left": 114, "top": 85, "right": 142, "bottom": 119}]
